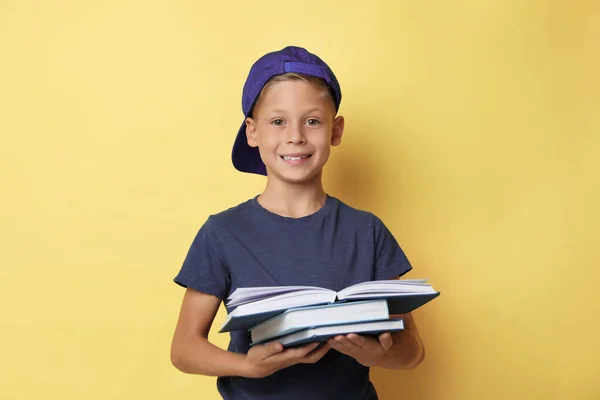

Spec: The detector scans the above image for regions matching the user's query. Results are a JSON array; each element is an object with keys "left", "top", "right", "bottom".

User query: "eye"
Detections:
[
  {"left": 271, "top": 119, "right": 285, "bottom": 126},
  {"left": 306, "top": 118, "right": 320, "bottom": 126}
]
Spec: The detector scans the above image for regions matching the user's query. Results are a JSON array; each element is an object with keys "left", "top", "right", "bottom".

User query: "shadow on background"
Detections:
[
  {"left": 324, "top": 119, "right": 441, "bottom": 400},
  {"left": 370, "top": 314, "right": 442, "bottom": 400},
  {"left": 323, "top": 118, "right": 388, "bottom": 212}
]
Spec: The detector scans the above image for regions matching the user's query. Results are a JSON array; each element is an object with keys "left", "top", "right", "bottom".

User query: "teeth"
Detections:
[{"left": 282, "top": 155, "right": 308, "bottom": 161}]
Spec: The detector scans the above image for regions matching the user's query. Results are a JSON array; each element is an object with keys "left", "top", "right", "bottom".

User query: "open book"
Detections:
[{"left": 220, "top": 279, "right": 440, "bottom": 332}]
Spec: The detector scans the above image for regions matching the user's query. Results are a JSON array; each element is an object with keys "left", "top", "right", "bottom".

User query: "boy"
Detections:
[{"left": 171, "top": 46, "right": 425, "bottom": 400}]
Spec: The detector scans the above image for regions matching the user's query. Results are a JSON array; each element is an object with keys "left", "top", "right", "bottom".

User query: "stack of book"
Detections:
[{"left": 220, "top": 279, "right": 440, "bottom": 348}]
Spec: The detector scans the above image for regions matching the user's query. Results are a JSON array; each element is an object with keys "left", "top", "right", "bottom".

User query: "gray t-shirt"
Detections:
[{"left": 174, "top": 194, "right": 412, "bottom": 400}]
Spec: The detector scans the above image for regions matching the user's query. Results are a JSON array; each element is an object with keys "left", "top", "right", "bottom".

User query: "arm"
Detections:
[
  {"left": 378, "top": 275, "right": 426, "bottom": 368},
  {"left": 170, "top": 287, "right": 331, "bottom": 378},
  {"left": 377, "top": 312, "right": 425, "bottom": 369},
  {"left": 170, "top": 287, "right": 246, "bottom": 376}
]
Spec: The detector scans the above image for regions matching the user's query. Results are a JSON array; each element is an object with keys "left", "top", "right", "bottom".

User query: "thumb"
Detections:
[
  {"left": 379, "top": 332, "right": 393, "bottom": 352},
  {"left": 261, "top": 341, "right": 284, "bottom": 357}
]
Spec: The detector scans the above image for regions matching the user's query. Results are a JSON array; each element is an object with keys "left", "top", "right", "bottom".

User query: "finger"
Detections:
[
  {"left": 306, "top": 342, "right": 329, "bottom": 355},
  {"left": 247, "top": 340, "right": 283, "bottom": 364},
  {"left": 285, "top": 342, "right": 320, "bottom": 360},
  {"left": 261, "top": 341, "right": 284, "bottom": 357},
  {"left": 379, "top": 332, "right": 393, "bottom": 352},
  {"left": 266, "top": 342, "right": 318, "bottom": 365},
  {"left": 328, "top": 335, "right": 351, "bottom": 346},
  {"left": 296, "top": 342, "right": 320, "bottom": 355},
  {"left": 301, "top": 343, "right": 331, "bottom": 364},
  {"left": 288, "top": 343, "right": 324, "bottom": 367},
  {"left": 346, "top": 334, "right": 367, "bottom": 348},
  {"left": 328, "top": 337, "right": 354, "bottom": 355},
  {"left": 327, "top": 339, "right": 346, "bottom": 354},
  {"left": 335, "top": 335, "right": 357, "bottom": 349}
]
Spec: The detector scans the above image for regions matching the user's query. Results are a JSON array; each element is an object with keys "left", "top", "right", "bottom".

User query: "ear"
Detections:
[
  {"left": 246, "top": 117, "right": 258, "bottom": 148},
  {"left": 331, "top": 115, "right": 345, "bottom": 146}
]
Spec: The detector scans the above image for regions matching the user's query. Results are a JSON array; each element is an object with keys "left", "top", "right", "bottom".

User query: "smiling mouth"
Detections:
[{"left": 280, "top": 154, "right": 312, "bottom": 161}]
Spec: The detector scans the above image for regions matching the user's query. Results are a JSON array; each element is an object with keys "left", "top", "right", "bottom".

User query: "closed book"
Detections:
[
  {"left": 250, "top": 299, "right": 389, "bottom": 345},
  {"left": 256, "top": 318, "right": 405, "bottom": 348}
]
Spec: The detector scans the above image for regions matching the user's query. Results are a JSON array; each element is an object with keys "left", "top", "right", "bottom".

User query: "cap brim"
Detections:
[{"left": 231, "top": 120, "right": 267, "bottom": 176}]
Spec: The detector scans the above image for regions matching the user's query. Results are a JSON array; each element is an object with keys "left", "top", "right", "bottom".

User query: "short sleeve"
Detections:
[
  {"left": 373, "top": 216, "right": 413, "bottom": 280},
  {"left": 173, "top": 217, "right": 231, "bottom": 299}
]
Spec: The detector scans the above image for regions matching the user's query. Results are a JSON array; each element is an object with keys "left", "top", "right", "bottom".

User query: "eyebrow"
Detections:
[
  {"left": 305, "top": 108, "right": 327, "bottom": 114},
  {"left": 267, "top": 108, "right": 326, "bottom": 114}
]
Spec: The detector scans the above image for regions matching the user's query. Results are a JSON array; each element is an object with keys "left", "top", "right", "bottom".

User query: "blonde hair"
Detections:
[{"left": 251, "top": 73, "right": 337, "bottom": 116}]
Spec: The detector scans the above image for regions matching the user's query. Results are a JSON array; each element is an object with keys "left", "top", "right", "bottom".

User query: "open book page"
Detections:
[
  {"left": 227, "top": 286, "right": 333, "bottom": 307},
  {"left": 227, "top": 279, "right": 436, "bottom": 308},
  {"left": 336, "top": 279, "right": 435, "bottom": 299},
  {"left": 227, "top": 290, "right": 337, "bottom": 317}
]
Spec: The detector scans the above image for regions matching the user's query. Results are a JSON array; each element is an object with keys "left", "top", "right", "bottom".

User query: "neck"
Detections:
[{"left": 258, "top": 172, "right": 327, "bottom": 218}]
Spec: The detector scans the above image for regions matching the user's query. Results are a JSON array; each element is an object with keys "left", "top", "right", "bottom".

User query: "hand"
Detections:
[
  {"left": 242, "top": 341, "right": 331, "bottom": 378},
  {"left": 328, "top": 332, "right": 393, "bottom": 367}
]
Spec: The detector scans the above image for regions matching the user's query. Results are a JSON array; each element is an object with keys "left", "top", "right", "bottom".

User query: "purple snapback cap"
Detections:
[{"left": 231, "top": 46, "right": 342, "bottom": 175}]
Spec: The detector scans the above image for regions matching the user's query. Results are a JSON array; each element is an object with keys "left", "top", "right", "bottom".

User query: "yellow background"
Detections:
[{"left": 1, "top": 0, "right": 599, "bottom": 399}]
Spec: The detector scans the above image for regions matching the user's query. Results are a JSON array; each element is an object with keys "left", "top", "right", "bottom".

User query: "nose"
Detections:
[{"left": 286, "top": 122, "right": 306, "bottom": 145}]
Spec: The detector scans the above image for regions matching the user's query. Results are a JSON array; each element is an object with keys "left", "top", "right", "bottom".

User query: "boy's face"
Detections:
[{"left": 245, "top": 79, "right": 344, "bottom": 184}]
